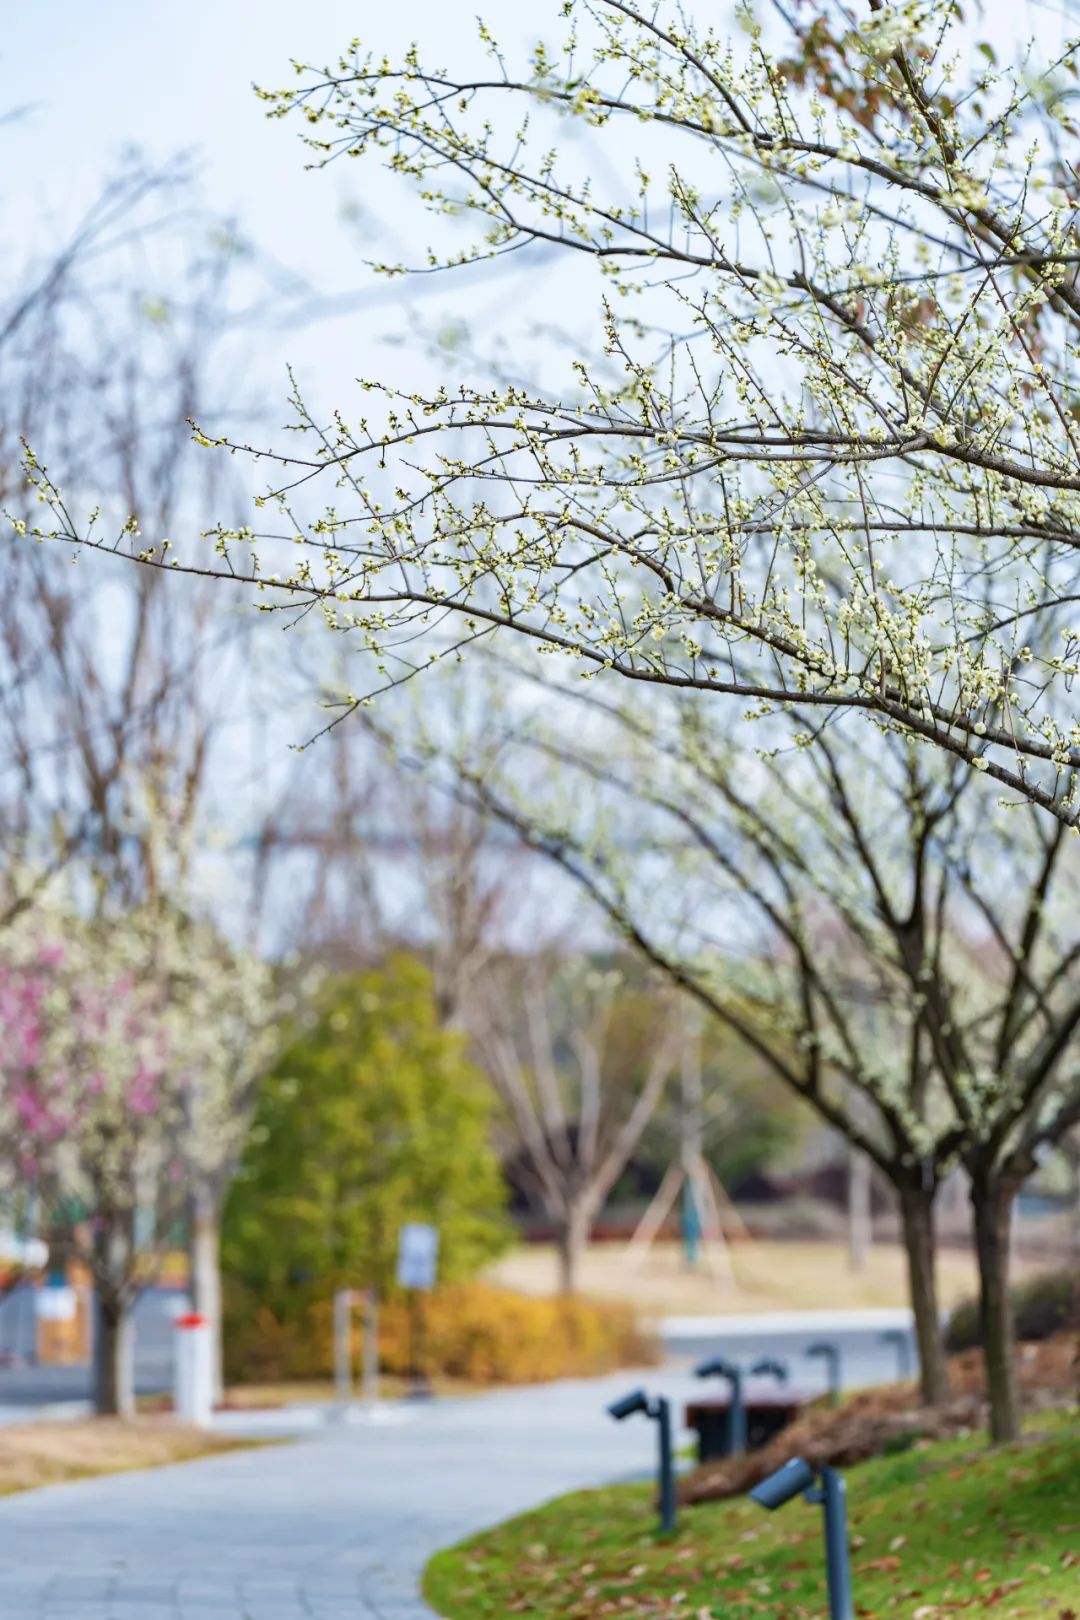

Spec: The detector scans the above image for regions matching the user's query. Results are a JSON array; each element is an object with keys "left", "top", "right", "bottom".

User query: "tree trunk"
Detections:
[
  {"left": 971, "top": 1172, "right": 1021, "bottom": 1443},
  {"left": 189, "top": 1186, "right": 224, "bottom": 1403},
  {"left": 94, "top": 1289, "right": 134, "bottom": 1418},
  {"left": 556, "top": 1204, "right": 591, "bottom": 1295},
  {"left": 1063, "top": 1145, "right": 1080, "bottom": 1261},
  {"left": 848, "top": 1149, "right": 873, "bottom": 1275},
  {"left": 898, "top": 1185, "right": 949, "bottom": 1407}
]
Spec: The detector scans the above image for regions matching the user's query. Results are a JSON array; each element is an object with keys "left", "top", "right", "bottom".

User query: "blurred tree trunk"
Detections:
[
  {"left": 90, "top": 1208, "right": 136, "bottom": 1418},
  {"left": 93, "top": 1291, "right": 133, "bottom": 1418},
  {"left": 898, "top": 1186, "right": 948, "bottom": 1407},
  {"left": 555, "top": 1201, "right": 592, "bottom": 1296},
  {"left": 971, "top": 1172, "right": 1021, "bottom": 1443}
]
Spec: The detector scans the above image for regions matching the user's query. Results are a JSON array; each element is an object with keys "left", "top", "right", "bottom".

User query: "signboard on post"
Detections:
[
  {"left": 396, "top": 1224, "right": 438, "bottom": 1291},
  {"left": 35, "top": 1285, "right": 76, "bottom": 1322}
]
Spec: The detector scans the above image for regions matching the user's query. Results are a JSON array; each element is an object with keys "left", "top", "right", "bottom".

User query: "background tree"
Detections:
[
  {"left": 0, "top": 162, "right": 297, "bottom": 1402},
  {"left": 405, "top": 671, "right": 1080, "bottom": 1435},
  {"left": 222, "top": 956, "right": 511, "bottom": 1310},
  {"left": 0, "top": 893, "right": 274, "bottom": 1415},
  {"left": 466, "top": 954, "right": 677, "bottom": 1293},
  {"left": 253, "top": 720, "right": 523, "bottom": 1020},
  {"left": 178, "top": 932, "right": 283, "bottom": 1406},
  {"left": 462, "top": 712, "right": 960, "bottom": 1408},
  {"left": 1, "top": 170, "right": 256, "bottom": 909},
  {"left": 262, "top": 703, "right": 794, "bottom": 1297}
]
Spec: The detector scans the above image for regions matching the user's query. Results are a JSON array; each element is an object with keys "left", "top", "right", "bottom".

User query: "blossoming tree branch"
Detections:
[{"left": 16, "top": 0, "right": 1080, "bottom": 821}]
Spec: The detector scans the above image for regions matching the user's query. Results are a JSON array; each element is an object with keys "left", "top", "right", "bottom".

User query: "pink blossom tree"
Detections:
[{"left": 0, "top": 896, "right": 275, "bottom": 1415}]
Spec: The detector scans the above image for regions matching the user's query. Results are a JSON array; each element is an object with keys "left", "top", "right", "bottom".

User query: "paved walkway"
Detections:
[
  {"left": 0, "top": 1372, "right": 702, "bottom": 1619},
  {"left": 0, "top": 1312, "right": 915, "bottom": 1616}
]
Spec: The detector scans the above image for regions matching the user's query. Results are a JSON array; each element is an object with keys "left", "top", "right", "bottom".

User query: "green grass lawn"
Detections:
[{"left": 424, "top": 1414, "right": 1080, "bottom": 1618}]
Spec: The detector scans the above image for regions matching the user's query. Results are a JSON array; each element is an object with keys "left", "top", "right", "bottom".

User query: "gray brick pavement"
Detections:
[{"left": 0, "top": 1371, "right": 690, "bottom": 1618}]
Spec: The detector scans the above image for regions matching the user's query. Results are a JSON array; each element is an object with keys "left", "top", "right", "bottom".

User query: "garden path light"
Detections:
[
  {"left": 806, "top": 1340, "right": 843, "bottom": 1406},
  {"left": 607, "top": 1387, "right": 676, "bottom": 1534},
  {"left": 881, "top": 1327, "right": 914, "bottom": 1380},
  {"left": 750, "top": 1457, "right": 854, "bottom": 1620},
  {"left": 695, "top": 1356, "right": 745, "bottom": 1453}
]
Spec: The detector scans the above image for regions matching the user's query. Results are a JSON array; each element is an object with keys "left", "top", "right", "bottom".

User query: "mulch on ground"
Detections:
[{"left": 679, "top": 1333, "right": 1079, "bottom": 1505}]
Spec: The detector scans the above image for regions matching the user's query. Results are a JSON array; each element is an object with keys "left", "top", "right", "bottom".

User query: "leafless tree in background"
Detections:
[
  {"left": 467, "top": 955, "right": 677, "bottom": 1293},
  {"left": 0, "top": 161, "right": 286, "bottom": 1403}
]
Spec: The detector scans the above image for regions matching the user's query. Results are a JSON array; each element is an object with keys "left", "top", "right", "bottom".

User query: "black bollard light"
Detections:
[
  {"left": 695, "top": 1355, "right": 746, "bottom": 1454},
  {"left": 750, "top": 1456, "right": 854, "bottom": 1620},
  {"left": 881, "top": 1327, "right": 914, "bottom": 1380},
  {"left": 807, "top": 1340, "right": 843, "bottom": 1406},
  {"left": 607, "top": 1387, "right": 676, "bottom": 1534}
]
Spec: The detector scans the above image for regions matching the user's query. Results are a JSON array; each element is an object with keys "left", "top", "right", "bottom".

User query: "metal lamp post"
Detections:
[
  {"left": 806, "top": 1340, "right": 843, "bottom": 1406},
  {"left": 881, "top": 1327, "right": 914, "bottom": 1380},
  {"left": 750, "top": 1456, "right": 854, "bottom": 1620},
  {"left": 607, "top": 1387, "right": 677, "bottom": 1534},
  {"left": 695, "top": 1355, "right": 746, "bottom": 1454}
]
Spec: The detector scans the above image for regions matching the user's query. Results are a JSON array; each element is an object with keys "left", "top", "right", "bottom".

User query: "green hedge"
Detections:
[{"left": 944, "top": 1265, "right": 1078, "bottom": 1353}]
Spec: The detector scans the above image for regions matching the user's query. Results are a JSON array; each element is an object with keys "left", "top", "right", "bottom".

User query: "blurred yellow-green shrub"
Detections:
[
  {"left": 223, "top": 1280, "right": 656, "bottom": 1386},
  {"left": 223, "top": 959, "right": 513, "bottom": 1301}
]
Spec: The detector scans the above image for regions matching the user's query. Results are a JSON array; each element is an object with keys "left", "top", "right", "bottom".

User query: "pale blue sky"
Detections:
[
  {"left": 1, "top": 3, "right": 582, "bottom": 941},
  {"left": 1, "top": 0, "right": 1054, "bottom": 408},
  {"left": 1, "top": 1, "right": 556, "bottom": 408}
]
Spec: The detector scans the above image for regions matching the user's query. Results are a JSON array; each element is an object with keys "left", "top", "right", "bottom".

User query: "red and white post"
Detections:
[{"left": 174, "top": 1311, "right": 213, "bottom": 1428}]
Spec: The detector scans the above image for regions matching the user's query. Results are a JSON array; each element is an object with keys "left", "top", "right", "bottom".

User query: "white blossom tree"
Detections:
[
  {"left": 396, "top": 667, "right": 1080, "bottom": 1438},
  {"left": 27, "top": 0, "right": 1080, "bottom": 820},
  {"left": 12, "top": 0, "right": 1080, "bottom": 1439}
]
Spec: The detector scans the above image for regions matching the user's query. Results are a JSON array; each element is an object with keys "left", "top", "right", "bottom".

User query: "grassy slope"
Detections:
[{"left": 425, "top": 1416, "right": 1080, "bottom": 1618}]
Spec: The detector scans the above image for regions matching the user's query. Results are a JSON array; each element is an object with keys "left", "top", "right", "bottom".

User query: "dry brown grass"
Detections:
[
  {"left": 485, "top": 1238, "right": 1048, "bottom": 1316},
  {"left": 0, "top": 1418, "right": 252, "bottom": 1497}
]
